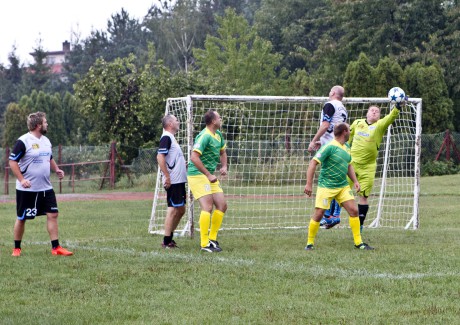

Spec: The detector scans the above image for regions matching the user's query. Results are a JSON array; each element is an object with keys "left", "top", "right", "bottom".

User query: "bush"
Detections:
[{"left": 421, "top": 160, "right": 460, "bottom": 176}]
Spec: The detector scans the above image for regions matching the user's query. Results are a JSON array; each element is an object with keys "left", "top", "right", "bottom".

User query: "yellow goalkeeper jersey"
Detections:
[{"left": 348, "top": 107, "right": 400, "bottom": 165}]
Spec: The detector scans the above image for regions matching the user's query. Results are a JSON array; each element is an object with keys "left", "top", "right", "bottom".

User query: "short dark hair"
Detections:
[
  {"left": 204, "top": 110, "right": 217, "bottom": 125},
  {"left": 162, "top": 114, "right": 175, "bottom": 129},
  {"left": 27, "top": 112, "right": 46, "bottom": 131},
  {"left": 334, "top": 122, "right": 349, "bottom": 136}
]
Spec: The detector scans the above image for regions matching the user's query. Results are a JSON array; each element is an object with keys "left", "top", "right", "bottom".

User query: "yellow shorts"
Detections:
[
  {"left": 315, "top": 186, "right": 355, "bottom": 209},
  {"left": 348, "top": 161, "right": 376, "bottom": 197},
  {"left": 187, "top": 174, "right": 223, "bottom": 200}
]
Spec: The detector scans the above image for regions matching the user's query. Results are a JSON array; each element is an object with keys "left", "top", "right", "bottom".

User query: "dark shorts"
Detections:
[
  {"left": 16, "top": 189, "right": 58, "bottom": 220},
  {"left": 165, "top": 183, "right": 186, "bottom": 208}
]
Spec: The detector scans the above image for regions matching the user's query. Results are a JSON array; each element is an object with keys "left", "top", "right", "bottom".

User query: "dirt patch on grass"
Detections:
[{"left": 0, "top": 192, "right": 154, "bottom": 203}]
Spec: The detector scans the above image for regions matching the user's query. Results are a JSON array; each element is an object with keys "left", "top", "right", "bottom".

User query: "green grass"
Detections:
[{"left": 0, "top": 175, "right": 459, "bottom": 324}]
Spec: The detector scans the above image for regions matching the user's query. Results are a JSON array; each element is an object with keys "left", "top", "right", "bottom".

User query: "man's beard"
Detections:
[{"left": 40, "top": 127, "right": 47, "bottom": 135}]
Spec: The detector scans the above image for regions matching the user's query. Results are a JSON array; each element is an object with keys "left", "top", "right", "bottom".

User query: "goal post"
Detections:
[{"left": 149, "top": 95, "right": 422, "bottom": 235}]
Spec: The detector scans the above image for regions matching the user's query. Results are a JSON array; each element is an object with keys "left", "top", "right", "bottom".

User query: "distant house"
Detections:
[
  {"left": 29, "top": 40, "right": 71, "bottom": 74},
  {"left": 45, "top": 41, "right": 71, "bottom": 74}
]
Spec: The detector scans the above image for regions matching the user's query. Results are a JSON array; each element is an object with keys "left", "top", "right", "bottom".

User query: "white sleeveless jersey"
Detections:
[
  {"left": 157, "top": 131, "right": 187, "bottom": 185},
  {"left": 320, "top": 99, "right": 348, "bottom": 145}
]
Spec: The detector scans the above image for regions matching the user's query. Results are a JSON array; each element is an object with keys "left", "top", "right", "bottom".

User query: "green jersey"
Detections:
[
  {"left": 348, "top": 108, "right": 399, "bottom": 165},
  {"left": 187, "top": 128, "right": 226, "bottom": 176},
  {"left": 313, "top": 139, "right": 351, "bottom": 189}
]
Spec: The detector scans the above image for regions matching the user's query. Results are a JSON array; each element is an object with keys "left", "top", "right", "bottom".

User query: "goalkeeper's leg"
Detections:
[
  {"left": 354, "top": 163, "right": 375, "bottom": 233},
  {"left": 358, "top": 198, "right": 369, "bottom": 233}
]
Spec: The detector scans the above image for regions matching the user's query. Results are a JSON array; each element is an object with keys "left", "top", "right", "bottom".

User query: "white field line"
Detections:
[{"left": 14, "top": 240, "right": 459, "bottom": 280}]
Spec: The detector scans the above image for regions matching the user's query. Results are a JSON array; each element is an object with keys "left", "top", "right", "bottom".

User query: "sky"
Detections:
[{"left": 0, "top": 0, "right": 157, "bottom": 66}]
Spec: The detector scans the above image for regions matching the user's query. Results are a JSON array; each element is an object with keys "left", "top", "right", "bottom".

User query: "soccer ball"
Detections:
[{"left": 388, "top": 87, "right": 406, "bottom": 104}]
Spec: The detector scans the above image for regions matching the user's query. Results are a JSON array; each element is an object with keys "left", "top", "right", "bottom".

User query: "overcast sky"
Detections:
[{"left": 0, "top": 0, "right": 157, "bottom": 66}]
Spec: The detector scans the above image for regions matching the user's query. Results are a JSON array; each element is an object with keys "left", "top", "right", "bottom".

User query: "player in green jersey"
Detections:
[
  {"left": 187, "top": 110, "right": 228, "bottom": 253},
  {"left": 348, "top": 101, "right": 404, "bottom": 232},
  {"left": 304, "top": 123, "right": 374, "bottom": 250}
]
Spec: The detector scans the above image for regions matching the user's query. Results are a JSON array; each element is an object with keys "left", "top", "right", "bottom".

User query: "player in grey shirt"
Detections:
[
  {"left": 9, "top": 112, "right": 73, "bottom": 257},
  {"left": 157, "top": 114, "right": 187, "bottom": 248}
]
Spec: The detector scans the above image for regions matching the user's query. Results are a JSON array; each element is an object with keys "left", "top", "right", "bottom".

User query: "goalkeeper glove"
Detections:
[{"left": 395, "top": 95, "right": 409, "bottom": 109}]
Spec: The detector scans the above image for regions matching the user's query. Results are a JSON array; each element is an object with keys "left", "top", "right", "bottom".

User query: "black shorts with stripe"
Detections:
[
  {"left": 16, "top": 189, "right": 58, "bottom": 220},
  {"left": 166, "top": 183, "right": 186, "bottom": 208}
]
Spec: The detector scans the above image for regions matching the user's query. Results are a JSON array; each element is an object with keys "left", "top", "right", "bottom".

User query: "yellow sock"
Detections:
[
  {"left": 209, "top": 210, "right": 225, "bottom": 241},
  {"left": 199, "top": 211, "right": 211, "bottom": 247},
  {"left": 349, "top": 216, "right": 363, "bottom": 246},
  {"left": 307, "top": 219, "right": 320, "bottom": 245}
]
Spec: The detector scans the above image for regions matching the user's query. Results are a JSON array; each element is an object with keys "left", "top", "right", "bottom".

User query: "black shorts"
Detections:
[
  {"left": 165, "top": 183, "right": 186, "bottom": 208},
  {"left": 16, "top": 189, "right": 59, "bottom": 220}
]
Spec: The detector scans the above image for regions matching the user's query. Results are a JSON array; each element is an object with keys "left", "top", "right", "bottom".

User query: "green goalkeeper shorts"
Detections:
[{"left": 349, "top": 161, "right": 376, "bottom": 198}]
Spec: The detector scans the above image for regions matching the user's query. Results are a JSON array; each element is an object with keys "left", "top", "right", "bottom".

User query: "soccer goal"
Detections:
[{"left": 149, "top": 95, "right": 422, "bottom": 236}]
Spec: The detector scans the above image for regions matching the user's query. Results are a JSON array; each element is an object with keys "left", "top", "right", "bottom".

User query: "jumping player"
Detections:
[
  {"left": 348, "top": 100, "right": 404, "bottom": 232},
  {"left": 308, "top": 85, "right": 348, "bottom": 229}
]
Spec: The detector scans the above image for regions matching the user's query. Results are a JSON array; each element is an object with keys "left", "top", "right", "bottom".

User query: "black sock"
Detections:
[
  {"left": 14, "top": 240, "right": 21, "bottom": 249},
  {"left": 358, "top": 204, "right": 369, "bottom": 226},
  {"left": 51, "top": 239, "right": 60, "bottom": 249},
  {"left": 163, "top": 235, "right": 173, "bottom": 245}
]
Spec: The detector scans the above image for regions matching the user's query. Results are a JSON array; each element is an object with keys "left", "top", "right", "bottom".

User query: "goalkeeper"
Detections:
[{"left": 348, "top": 100, "right": 405, "bottom": 232}]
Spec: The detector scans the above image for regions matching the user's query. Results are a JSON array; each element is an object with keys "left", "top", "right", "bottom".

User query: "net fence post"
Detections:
[
  {"left": 370, "top": 125, "right": 392, "bottom": 228},
  {"left": 405, "top": 101, "right": 422, "bottom": 229}
]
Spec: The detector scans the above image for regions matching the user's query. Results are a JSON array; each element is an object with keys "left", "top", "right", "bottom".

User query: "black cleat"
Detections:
[
  {"left": 355, "top": 243, "right": 374, "bottom": 250},
  {"left": 209, "top": 240, "right": 223, "bottom": 252},
  {"left": 162, "top": 240, "right": 179, "bottom": 249},
  {"left": 305, "top": 244, "right": 314, "bottom": 251},
  {"left": 200, "top": 244, "right": 219, "bottom": 253}
]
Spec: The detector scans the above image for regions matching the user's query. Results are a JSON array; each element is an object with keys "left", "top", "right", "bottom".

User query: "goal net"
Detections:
[{"left": 149, "top": 95, "right": 422, "bottom": 236}]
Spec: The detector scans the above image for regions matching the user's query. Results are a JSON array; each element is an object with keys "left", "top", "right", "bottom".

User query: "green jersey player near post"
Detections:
[
  {"left": 348, "top": 99, "right": 405, "bottom": 232},
  {"left": 187, "top": 110, "right": 228, "bottom": 253}
]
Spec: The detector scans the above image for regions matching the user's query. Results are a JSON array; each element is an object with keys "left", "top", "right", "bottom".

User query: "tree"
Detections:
[
  {"left": 0, "top": 49, "right": 24, "bottom": 125},
  {"left": 64, "top": 9, "right": 149, "bottom": 87},
  {"left": 18, "top": 41, "right": 52, "bottom": 95},
  {"left": 74, "top": 47, "right": 202, "bottom": 160},
  {"left": 254, "top": 0, "right": 331, "bottom": 73},
  {"left": 105, "top": 9, "right": 149, "bottom": 63},
  {"left": 373, "top": 57, "right": 405, "bottom": 97},
  {"left": 343, "top": 53, "right": 375, "bottom": 97},
  {"left": 74, "top": 55, "right": 144, "bottom": 151},
  {"left": 144, "top": 0, "right": 203, "bottom": 72},
  {"left": 430, "top": 2, "right": 460, "bottom": 130},
  {"left": 62, "top": 92, "right": 88, "bottom": 144},
  {"left": 2, "top": 103, "right": 28, "bottom": 148},
  {"left": 404, "top": 63, "right": 454, "bottom": 133},
  {"left": 193, "top": 8, "right": 285, "bottom": 95}
]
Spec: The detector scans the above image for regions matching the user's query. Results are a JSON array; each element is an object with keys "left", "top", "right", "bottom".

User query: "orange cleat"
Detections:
[
  {"left": 12, "top": 248, "right": 22, "bottom": 257},
  {"left": 51, "top": 246, "right": 73, "bottom": 256}
]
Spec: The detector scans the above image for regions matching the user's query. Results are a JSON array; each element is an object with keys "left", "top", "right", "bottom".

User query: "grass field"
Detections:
[{"left": 0, "top": 175, "right": 459, "bottom": 324}]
